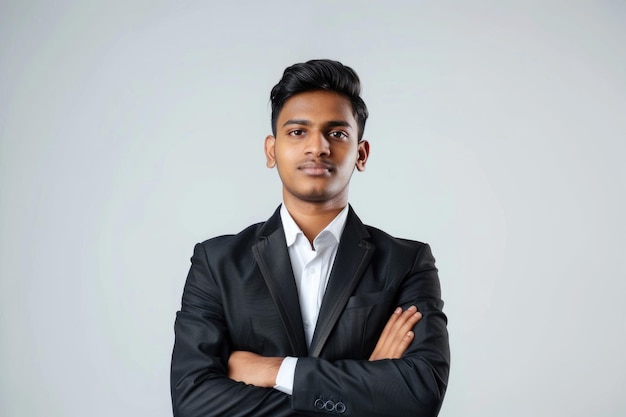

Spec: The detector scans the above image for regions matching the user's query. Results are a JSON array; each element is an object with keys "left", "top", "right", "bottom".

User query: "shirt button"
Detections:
[{"left": 304, "top": 321, "right": 311, "bottom": 329}]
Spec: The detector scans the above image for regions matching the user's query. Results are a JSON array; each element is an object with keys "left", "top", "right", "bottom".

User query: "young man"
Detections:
[{"left": 171, "top": 59, "right": 450, "bottom": 416}]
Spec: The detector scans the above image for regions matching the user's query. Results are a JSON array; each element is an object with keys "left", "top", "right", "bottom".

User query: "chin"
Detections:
[
  {"left": 299, "top": 193, "right": 333, "bottom": 202},
  {"left": 295, "top": 189, "right": 348, "bottom": 204}
]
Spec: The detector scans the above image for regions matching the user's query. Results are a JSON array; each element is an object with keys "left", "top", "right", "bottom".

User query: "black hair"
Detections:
[{"left": 270, "top": 59, "right": 369, "bottom": 140}]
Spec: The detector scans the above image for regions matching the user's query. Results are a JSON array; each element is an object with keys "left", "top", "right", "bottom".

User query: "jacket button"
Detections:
[
  {"left": 324, "top": 400, "right": 335, "bottom": 411},
  {"left": 335, "top": 402, "right": 346, "bottom": 414},
  {"left": 314, "top": 398, "right": 325, "bottom": 410}
]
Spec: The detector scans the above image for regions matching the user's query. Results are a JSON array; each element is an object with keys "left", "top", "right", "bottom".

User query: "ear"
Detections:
[
  {"left": 355, "top": 140, "right": 370, "bottom": 172},
  {"left": 265, "top": 135, "right": 276, "bottom": 168}
]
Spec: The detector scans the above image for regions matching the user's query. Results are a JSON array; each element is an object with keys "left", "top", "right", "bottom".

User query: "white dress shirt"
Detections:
[{"left": 273, "top": 204, "right": 349, "bottom": 395}]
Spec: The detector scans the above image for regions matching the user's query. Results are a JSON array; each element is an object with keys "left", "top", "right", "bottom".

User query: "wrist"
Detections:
[{"left": 263, "top": 357, "right": 283, "bottom": 387}]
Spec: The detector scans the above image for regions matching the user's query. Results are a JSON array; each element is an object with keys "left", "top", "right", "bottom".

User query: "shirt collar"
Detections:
[{"left": 280, "top": 204, "right": 349, "bottom": 247}]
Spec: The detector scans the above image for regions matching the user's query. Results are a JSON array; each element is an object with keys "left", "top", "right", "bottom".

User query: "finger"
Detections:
[
  {"left": 373, "top": 308, "right": 402, "bottom": 351},
  {"left": 378, "top": 306, "right": 402, "bottom": 341},
  {"left": 392, "top": 330, "right": 415, "bottom": 358},
  {"left": 369, "top": 307, "right": 402, "bottom": 360},
  {"left": 397, "top": 308, "right": 421, "bottom": 333},
  {"left": 370, "top": 306, "right": 422, "bottom": 360},
  {"left": 378, "top": 308, "right": 421, "bottom": 358},
  {"left": 394, "top": 310, "right": 421, "bottom": 346},
  {"left": 381, "top": 306, "right": 412, "bottom": 345},
  {"left": 386, "top": 306, "right": 419, "bottom": 339}
]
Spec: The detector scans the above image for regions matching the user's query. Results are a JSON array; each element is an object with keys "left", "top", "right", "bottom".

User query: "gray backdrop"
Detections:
[{"left": 1, "top": 1, "right": 625, "bottom": 416}]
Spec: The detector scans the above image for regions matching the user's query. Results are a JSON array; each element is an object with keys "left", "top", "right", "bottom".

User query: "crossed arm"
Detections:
[
  {"left": 172, "top": 241, "right": 449, "bottom": 417},
  {"left": 228, "top": 306, "right": 422, "bottom": 387}
]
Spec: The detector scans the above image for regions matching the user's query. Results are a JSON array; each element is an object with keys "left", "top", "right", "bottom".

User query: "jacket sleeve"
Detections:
[
  {"left": 170, "top": 243, "right": 309, "bottom": 417},
  {"left": 291, "top": 243, "right": 450, "bottom": 417}
]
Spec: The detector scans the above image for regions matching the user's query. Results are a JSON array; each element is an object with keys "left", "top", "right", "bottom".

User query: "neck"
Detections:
[{"left": 283, "top": 198, "right": 347, "bottom": 245}]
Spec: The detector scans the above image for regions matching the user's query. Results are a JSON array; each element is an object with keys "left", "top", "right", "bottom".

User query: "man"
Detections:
[{"left": 171, "top": 59, "right": 450, "bottom": 416}]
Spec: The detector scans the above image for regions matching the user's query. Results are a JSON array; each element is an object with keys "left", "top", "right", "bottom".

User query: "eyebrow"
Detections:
[
  {"left": 282, "top": 119, "right": 353, "bottom": 129},
  {"left": 282, "top": 119, "right": 311, "bottom": 127}
]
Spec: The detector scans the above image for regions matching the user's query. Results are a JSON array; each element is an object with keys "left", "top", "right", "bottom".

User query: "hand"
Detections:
[
  {"left": 228, "top": 351, "right": 283, "bottom": 388},
  {"left": 369, "top": 305, "right": 422, "bottom": 361}
]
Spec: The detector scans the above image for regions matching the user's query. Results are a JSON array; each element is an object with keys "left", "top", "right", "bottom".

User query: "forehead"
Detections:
[{"left": 277, "top": 90, "right": 356, "bottom": 125}]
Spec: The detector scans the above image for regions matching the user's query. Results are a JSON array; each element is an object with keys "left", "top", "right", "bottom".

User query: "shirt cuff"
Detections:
[{"left": 273, "top": 356, "right": 297, "bottom": 395}]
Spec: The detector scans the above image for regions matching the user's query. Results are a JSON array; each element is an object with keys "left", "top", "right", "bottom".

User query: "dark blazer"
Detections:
[{"left": 171, "top": 206, "right": 450, "bottom": 417}]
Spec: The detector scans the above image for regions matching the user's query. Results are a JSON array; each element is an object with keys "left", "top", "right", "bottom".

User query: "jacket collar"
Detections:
[{"left": 252, "top": 205, "right": 375, "bottom": 357}]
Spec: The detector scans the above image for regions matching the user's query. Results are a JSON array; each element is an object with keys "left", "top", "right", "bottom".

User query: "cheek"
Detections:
[
  {"left": 274, "top": 144, "right": 299, "bottom": 163},
  {"left": 337, "top": 148, "right": 359, "bottom": 167}
]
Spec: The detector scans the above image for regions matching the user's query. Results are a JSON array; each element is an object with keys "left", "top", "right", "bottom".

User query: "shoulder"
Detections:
[
  {"left": 363, "top": 224, "right": 436, "bottom": 267},
  {"left": 347, "top": 205, "right": 434, "bottom": 262},
  {"left": 187, "top": 222, "right": 268, "bottom": 275},
  {"left": 197, "top": 221, "right": 264, "bottom": 253},
  {"left": 364, "top": 224, "right": 428, "bottom": 250}
]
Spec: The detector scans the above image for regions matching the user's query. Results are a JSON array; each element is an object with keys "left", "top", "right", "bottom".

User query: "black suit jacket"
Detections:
[{"left": 171, "top": 206, "right": 450, "bottom": 417}]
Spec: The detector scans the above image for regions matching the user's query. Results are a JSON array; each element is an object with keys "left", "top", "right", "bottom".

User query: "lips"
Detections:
[{"left": 298, "top": 161, "right": 334, "bottom": 176}]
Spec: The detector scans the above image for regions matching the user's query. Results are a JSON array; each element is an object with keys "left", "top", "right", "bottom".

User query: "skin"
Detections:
[
  {"left": 264, "top": 90, "right": 369, "bottom": 244},
  {"left": 228, "top": 90, "right": 422, "bottom": 387}
]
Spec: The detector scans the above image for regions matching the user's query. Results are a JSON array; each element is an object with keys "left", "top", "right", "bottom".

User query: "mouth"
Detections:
[{"left": 298, "top": 162, "right": 334, "bottom": 176}]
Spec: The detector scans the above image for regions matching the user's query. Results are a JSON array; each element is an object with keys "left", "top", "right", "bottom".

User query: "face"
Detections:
[{"left": 265, "top": 90, "right": 369, "bottom": 208}]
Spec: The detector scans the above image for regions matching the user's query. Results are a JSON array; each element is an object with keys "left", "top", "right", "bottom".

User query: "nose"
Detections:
[{"left": 305, "top": 131, "right": 330, "bottom": 157}]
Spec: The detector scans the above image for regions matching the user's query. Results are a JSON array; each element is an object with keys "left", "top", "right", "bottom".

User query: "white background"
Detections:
[{"left": 1, "top": 1, "right": 625, "bottom": 416}]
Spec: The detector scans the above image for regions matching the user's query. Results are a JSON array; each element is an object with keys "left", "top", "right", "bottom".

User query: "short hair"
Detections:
[{"left": 270, "top": 59, "right": 369, "bottom": 140}]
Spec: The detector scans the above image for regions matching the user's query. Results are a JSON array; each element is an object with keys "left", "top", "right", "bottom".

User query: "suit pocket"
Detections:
[
  {"left": 327, "top": 290, "right": 395, "bottom": 359},
  {"left": 345, "top": 289, "right": 394, "bottom": 309}
]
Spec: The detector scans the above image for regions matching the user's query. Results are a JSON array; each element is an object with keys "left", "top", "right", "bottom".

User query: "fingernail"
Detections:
[{"left": 394, "top": 307, "right": 402, "bottom": 314}]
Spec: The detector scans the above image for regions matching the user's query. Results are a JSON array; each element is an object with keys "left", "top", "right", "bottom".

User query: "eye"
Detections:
[
  {"left": 328, "top": 131, "right": 348, "bottom": 140},
  {"left": 288, "top": 129, "right": 305, "bottom": 137}
]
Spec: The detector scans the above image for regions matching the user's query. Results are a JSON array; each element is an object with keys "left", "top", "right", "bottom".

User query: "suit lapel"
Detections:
[
  {"left": 309, "top": 207, "right": 375, "bottom": 358},
  {"left": 252, "top": 208, "right": 308, "bottom": 357}
]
